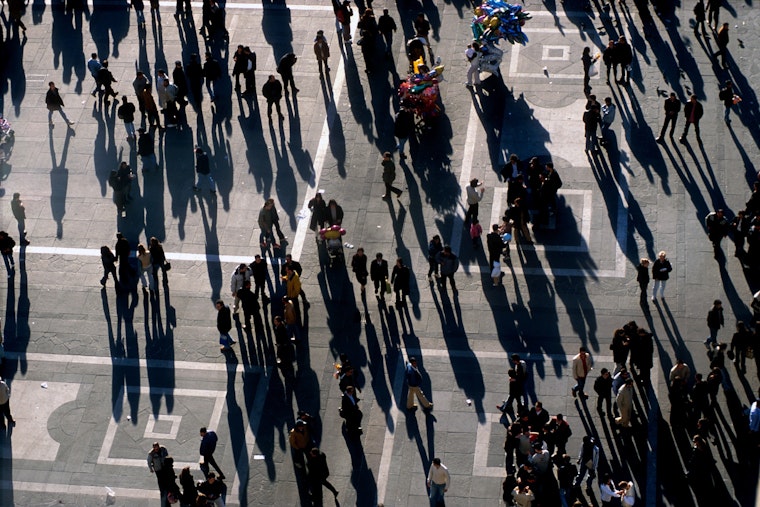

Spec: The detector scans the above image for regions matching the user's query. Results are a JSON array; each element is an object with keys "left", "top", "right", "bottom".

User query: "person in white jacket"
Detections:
[{"left": 230, "top": 263, "right": 251, "bottom": 314}]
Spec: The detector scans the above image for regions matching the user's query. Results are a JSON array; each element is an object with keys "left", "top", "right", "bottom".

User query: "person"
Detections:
[
  {"left": 216, "top": 299, "right": 235, "bottom": 351},
  {"left": 147, "top": 442, "right": 169, "bottom": 493},
  {"left": 136, "top": 243, "right": 156, "bottom": 293},
  {"left": 722, "top": 82, "right": 741, "bottom": 128},
  {"left": 391, "top": 258, "right": 411, "bottom": 304},
  {"left": 615, "top": 36, "right": 633, "bottom": 85},
  {"left": 679, "top": 95, "right": 703, "bottom": 144},
  {"left": 619, "top": 480, "right": 635, "bottom": 506},
  {"left": 148, "top": 237, "right": 168, "bottom": 286},
  {"left": 581, "top": 46, "right": 597, "bottom": 95},
  {"left": 511, "top": 484, "right": 534, "bottom": 507},
  {"left": 136, "top": 128, "right": 157, "bottom": 173},
  {"left": 574, "top": 435, "right": 599, "bottom": 490},
  {"left": 117, "top": 96, "right": 137, "bottom": 140},
  {"left": 465, "top": 42, "right": 481, "bottom": 88},
  {"left": 280, "top": 254, "right": 303, "bottom": 279},
  {"left": 427, "top": 457, "right": 450, "bottom": 505},
  {"left": 406, "top": 357, "right": 433, "bottom": 411},
  {"left": 394, "top": 105, "right": 415, "bottom": 160},
  {"left": 427, "top": 235, "right": 443, "bottom": 279},
  {"left": 10, "top": 193, "right": 29, "bottom": 245},
  {"left": 669, "top": 358, "right": 692, "bottom": 386},
  {"left": 193, "top": 147, "right": 216, "bottom": 195},
  {"left": 656, "top": 92, "right": 681, "bottom": 143},
  {"left": 527, "top": 401, "right": 550, "bottom": 432},
  {"left": 715, "top": 22, "right": 729, "bottom": 68},
  {"left": 705, "top": 299, "right": 724, "bottom": 349},
  {"left": 470, "top": 219, "right": 483, "bottom": 249},
  {"left": 203, "top": 51, "right": 222, "bottom": 102},
  {"left": 172, "top": 61, "right": 189, "bottom": 107},
  {"left": 636, "top": 258, "right": 650, "bottom": 302},
  {"left": 487, "top": 224, "right": 504, "bottom": 271},
  {"left": 249, "top": 254, "right": 269, "bottom": 304},
  {"left": 594, "top": 368, "right": 613, "bottom": 415},
  {"left": 258, "top": 199, "right": 278, "bottom": 248},
  {"left": 571, "top": 346, "right": 593, "bottom": 399},
  {"left": 370, "top": 252, "right": 389, "bottom": 297},
  {"left": 693, "top": 0, "right": 707, "bottom": 35},
  {"left": 507, "top": 198, "right": 532, "bottom": 246},
  {"left": 583, "top": 104, "right": 601, "bottom": 154},
  {"left": 308, "top": 192, "right": 328, "bottom": 233},
  {"left": 497, "top": 369, "right": 525, "bottom": 413},
  {"left": 308, "top": 447, "right": 339, "bottom": 503},
  {"left": 351, "top": 248, "right": 369, "bottom": 293},
  {"left": 262, "top": 75, "right": 284, "bottom": 121},
  {"left": 413, "top": 12, "right": 431, "bottom": 49},
  {"left": 340, "top": 385, "right": 363, "bottom": 436},
  {"left": 277, "top": 52, "right": 299, "bottom": 94},
  {"left": 230, "top": 263, "right": 251, "bottom": 315},
  {"left": 232, "top": 45, "right": 248, "bottom": 92},
  {"left": 465, "top": 178, "right": 485, "bottom": 226},
  {"left": 381, "top": 152, "right": 403, "bottom": 199},
  {"left": 282, "top": 265, "right": 302, "bottom": 305},
  {"left": 357, "top": 8, "right": 379, "bottom": 74},
  {"left": 599, "top": 97, "right": 616, "bottom": 145},
  {"left": 99, "top": 246, "right": 117, "bottom": 288},
  {"left": 283, "top": 297, "right": 301, "bottom": 342},
  {"left": 600, "top": 474, "right": 622, "bottom": 506},
  {"left": 200, "top": 427, "right": 225, "bottom": 479},
  {"left": 0, "top": 377, "right": 15, "bottom": 429},
  {"left": 539, "top": 163, "right": 562, "bottom": 223},
  {"left": 651, "top": 250, "right": 672, "bottom": 301},
  {"left": 602, "top": 39, "right": 616, "bottom": 84},
  {"left": 326, "top": 199, "right": 344, "bottom": 226},
  {"left": 705, "top": 209, "right": 729, "bottom": 252},
  {"left": 197, "top": 472, "right": 226, "bottom": 507},
  {"left": 336, "top": 0, "right": 353, "bottom": 42},
  {"left": 749, "top": 388, "right": 760, "bottom": 448},
  {"left": 314, "top": 30, "right": 331, "bottom": 75},
  {"left": 378, "top": 8, "right": 396, "bottom": 55},
  {"left": 96, "top": 60, "right": 119, "bottom": 103},
  {"left": 436, "top": 245, "right": 460, "bottom": 292},
  {"left": 132, "top": 71, "right": 150, "bottom": 118},
  {"left": 178, "top": 467, "right": 197, "bottom": 506},
  {"left": 615, "top": 378, "right": 634, "bottom": 427},
  {"left": 142, "top": 85, "right": 162, "bottom": 129},
  {"left": 730, "top": 321, "right": 750, "bottom": 371},
  {"left": 87, "top": 53, "right": 103, "bottom": 96},
  {"left": 46, "top": 82, "right": 74, "bottom": 128}
]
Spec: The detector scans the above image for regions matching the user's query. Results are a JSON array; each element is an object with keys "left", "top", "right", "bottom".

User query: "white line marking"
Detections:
[
  {"left": 0, "top": 481, "right": 159, "bottom": 500},
  {"left": 449, "top": 105, "right": 480, "bottom": 255},
  {"left": 375, "top": 353, "right": 406, "bottom": 506}
]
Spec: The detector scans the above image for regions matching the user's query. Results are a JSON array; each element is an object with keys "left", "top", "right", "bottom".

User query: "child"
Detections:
[
  {"left": 636, "top": 258, "right": 649, "bottom": 301},
  {"left": 470, "top": 219, "right": 482, "bottom": 248}
]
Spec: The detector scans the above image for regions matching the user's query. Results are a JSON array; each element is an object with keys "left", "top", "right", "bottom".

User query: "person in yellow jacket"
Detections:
[
  {"left": 288, "top": 420, "right": 311, "bottom": 469},
  {"left": 283, "top": 265, "right": 302, "bottom": 301}
]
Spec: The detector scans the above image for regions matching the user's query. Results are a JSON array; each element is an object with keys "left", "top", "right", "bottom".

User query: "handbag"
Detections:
[
  {"left": 164, "top": 262, "right": 172, "bottom": 271},
  {"left": 588, "top": 62, "right": 599, "bottom": 77},
  {"left": 385, "top": 278, "right": 392, "bottom": 294},
  {"left": 747, "top": 346, "right": 754, "bottom": 360}
]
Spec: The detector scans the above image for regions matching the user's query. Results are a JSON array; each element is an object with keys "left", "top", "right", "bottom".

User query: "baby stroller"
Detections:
[{"left": 319, "top": 225, "right": 346, "bottom": 267}]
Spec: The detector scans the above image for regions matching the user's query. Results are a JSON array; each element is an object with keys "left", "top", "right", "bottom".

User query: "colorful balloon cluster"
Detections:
[
  {"left": 471, "top": 0, "right": 531, "bottom": 45},
  {"left": 398, "top": 58, "right": 446, "bottom": 119}
]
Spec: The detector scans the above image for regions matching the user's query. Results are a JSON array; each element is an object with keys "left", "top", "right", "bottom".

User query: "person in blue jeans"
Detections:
[{"left": 427, "top": 457, "right": 450, "bottom": 506}]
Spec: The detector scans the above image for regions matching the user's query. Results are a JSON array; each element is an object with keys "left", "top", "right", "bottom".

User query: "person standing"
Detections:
[
  {"left": 340, "top": 385, "right": 363, "bottom": 436},
  {"left": 136, "top": 243, "right": 156, "bottom": 293},
  {"left": 651, "top": 250, "right": 672, "bottom": 301},
  {"left": 539, "top": 163, "right": 562, "bottom": 223},
  {"left": 389, "top": 258, "right": 411, "bottom": 304},
  {"left": 10, "top": 193, "right": 30, "bottom": 245},
  {"left": 581, "top": 46, "right": 597, "bottom": 95},
  {"left": 258, "top": 199, "right": 278, "bottom": 248},
  {"left": 381, "top": 152, "right": 403, "bottom": 199},
  {"left": 636, "top": 258, "right": 649, "bottom": 302},
  {"left": 615, "top": 378, "right": 635, "bottom": 428},
  {"left": 0, "top": 377, "right": 15, "bottom": 429},
  {"left": 249, "top": 254, "right": 270, "bottom": 303},
  {"left": 719, "top": 80, "right": 739, "bottom": 124},
  {"left": 394, "top": 105, "right": 415, "bottom": 160},
  {"left": 615, "top": 36, "right": 633, "bottom": 85},
  {"left": 571, "top": 346, "right": 593, "bottom": 399},
  {"left": 694, "top": 0, "right": 707, "bottom": 35},
  {"left": 705, "top": 209, "right": 728, "bottom": 252},
  {"left": 679, "top": 95, "right": 703, "bottom": 144},
  {"left": 427, "top": 458, "right": 450, "bottom": 506},
  {"left": 230, "top": 263, "right": 251, "bottom": 316},
  {"left": 147, "top": 442, "right": 169, "bottom": 496},
  {"left": 465, "top": 42, "right": 481, "bottom": 88},
  {"left": 141, "top": 85, "right": 162, "bottom": 129},
  {"left": 100, "top": 246, "right": 117, "bottom": 287},
  {"left": 232, "top": 45, "right": 248, "bottom": 92},
  {"left": 236, "top": 281, "right": 259, "bottom": 331},
  {"left": 193, "top": 147, "right": 216, "bottom": 195},
  {"left": 314, "top": 30, "right": 331, "bottom": 75},
  {"left": 427, "top": 235, "right": 443, "bottom": 279},
  {"left": 132, "top": 71, "right": 150, "bottom": 118},
  {"left": 656, "top": 92, "right": 681, "bottom": 143},
  {"left": 704, "top": 299, "right": 724, "bottom": 349},
  {"left": 464, "top": 178, "right": 485, "bottom": 226},
  {"left": 137, "top": 128, "right": 157, "bottom": 173},
  {"left": 378, "top": 8, "right": 397, "bottom": 56},
  {"left": 487, "top": 224, "right": 504, "bottom": 271},
  {"left": 87, "top": 53, "right": 103, "bottom": 96},
  {"left": 600, "top": 474, "right": 623, "bottom": 506},
  {"left": 277, "top": 52, "right": 299, "bottom": 94},
  {"left": 594, "top": 368, "right": 613, "bottom": 415},
  {"left": 203, "top": 52, "right": 222, "bottom": 102},
  {"left": 307, "top": 447, "right": 339, "bottom": 504},
  {"left": 215, "top": 299, "right": 235, "bottom": 351},
  {"left": 283, "top": 265, "right": 303, "bottom": 306},
  {"left": 357, "top": 9, "right": 378, "bottom": 73},
  {"left": 715, "top": 22, "right": 730, "bottom": 68},
  {"left": 172, "top": 61, "right": 189, "bottom": 106},
  {"left": 599, "top": 97, "right": 615, "bottom": 146},
  {"left": 115, "top": 232, "right": 131, "bottom": 280},
  {"left": 200, "top": 427, "right": 225, "bottom": 480},
  {"left": 282, "top": 297, "right": 301, "bottom": 342},
  {"left": 351, "top": 247, "right": 369, "bottom": 293},
  {"left": 335, "top": 0, "right": 353, "bottom": 42},
  {"left": 583, "top": 104, "right": 601, "bottom": 154},
  {"left": 117, "top": 96, "right": 137, "bottom": 140},
  {"left": 602, "top": 39, "right": 616, "bottom": 85},
  {"left": 370, "top": 252, "right": 389, "bottom": 297},
  {"left": 0, "top": 231, "right": 16, "bottom": 277},
  {"left": 148, "top": 237, "right": 168, "bottom": 286},
  {"left": 406, "top": 357, "right": 433, "bottom": 411},
  {"left": 46, "top": 82, "right": 74, "bottom": 128},
  {"left": 262, "top": 75, "right": 284, "bottom": 121},
  {"left": 436, "top": 245, "right": 460, "bottom": 292}
]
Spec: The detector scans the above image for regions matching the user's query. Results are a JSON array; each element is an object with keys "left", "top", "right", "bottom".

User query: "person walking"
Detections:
[
  {"left": 277, "top": 52, "right": 299, "bottom": 94},
  {"left": 148, "top": 237, "right": 168, "bottom": 286},
  {"left": 656, "top": 92, "right": 681, "bottom": 143},
  {"left": 427, "top": 458, "right": 450, "bottom": 506},
  {"left": 571, "top": 346, "right": 593, "bottom": 399},
  {"left": 390, "top": 258, "right": 410, "bottom": 304},
  {"left": 719, "top": 80, "right": 739, "bottom": 124},
  {"left": 715, "top": 22, "right": 729, "bottom": 68},
  {"left": 96, "top": 60, "right": 119, "bottom": 103},
  {"left": 651, "top": 250, "right": 672, "bottom": 301},
  {"left": 87, "top": 53, "right": 103, "bottom": 96},
  {"left": 0, "top": 377, "right": 15, "bottom": 429},
  {"left": 351, "top": 247, "right": 369, "bottom": 293},
  {"left": 583, "top": 103, "right": 601, "bottom": 154},
  {"left": 249, "top": 254, "right": 270, "bottom": 304},
  {"left": 573, "top": 436, "right": 599, "bottom": 490},
  {"left": 335, "top": 0, "right": 353, "bottom": 42},
  {"left": 602, "top": 39, "right": 616, "bottom": 85},
  {"left": 203, "top": 52, "right": 222, "bottom": 102},
  {"left": 615, "top": 36, "right": 633, "bottom": 85},
  {"left": 406, "top": 357, "right": 433, "bottom": 411},
  {"left": 340, "top": 385, "right": 363, "bottom": 436},
  {"left": 215, "top": 299, "right": 235, "bottom": 351},
  {"left": 594, "top": 368, "right": 613, "bottom": 415},
  {"left": 679, "top": 95, "right": 703, "bottom": 144},
  {"left": 436, "top": 245, "right": 460, "bottom": 292},
  {"left": 117, "top": 96, "right": 137, "bottom": 140},
  {"left": 370, "top": 252, "right": 389, "bottom": 297},
  {"left": 464, "top": 178, "right": 485, "bottom": 226},
  {"left": 193, "top": 147, "right": 216, "bottom": 195},
  {"left": 487, "top": 224, "right": 504, "bottom": 271},
  {"left": 599, "top": 97, "right": 615, "bottom": 146},
  {"left": 705, "top": 208, "right": 729, "bottom": 252},
  {"left": 497, "top": 369, "right": 525, "bottom": 413},
  {"left": 136, "top": 243, "right": 156, "bottom": 294},
  {"left": 614, "top": 378, "right": 634, "bottom": 428},
  {"left": 694, "top": 0, "right": 707, "bottom": 35},
  {"left": 636, "top": 258, "right": 650, "bottom": 302},
  {"left": 10, "top": 193, "right": 30, "bottom": 245},
  {"left": 704, "top": 299, "right": 724, "bottom": 349},
  {"left": 307, "top": 447, "right": 339, "bottom": 504},
  {"left": 314, "top": 30, "right": 331, "bottom": 75},
  {"left": 199, "top": 427, "right": 225, "bottom": 480},
  {"left": 46, "top": 82, "right": 74, "bottom": 128},
  {"left": 707, "top": 0, "right": 720, "bottom": 28},
  {"left": 381, "top": 152, "right": 403, "bottom": 199},
  {"left": 262, "top": 75, "right": 284, "bottom": 121},
  {"left": 378, "top": 8, "right": 397, "bottom": 56},
  {"left": 230, "top": 263, "right": 251, "bottom": 316},
  {"left": 100, "top": 246, "right": 117, "bottom": 287},
  {"left": 427, "top": 235, "right": 443, "bottom": 279},
  {"left": 147, "top": 442, "right": 169, "bottom": 496},
  {"left": 258, "top": 199, "right": 278, "bottom": 248},
  {"left": 465, "top": 42, "right": 482, "bottom": 88},
  {"left": 394, "top": 105, "right": 415, "bottom": 160}
]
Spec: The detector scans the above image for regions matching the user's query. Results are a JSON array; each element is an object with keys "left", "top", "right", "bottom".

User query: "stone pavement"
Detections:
[{"left": 0, "top": 0, "right": 759, "bottom": 505}]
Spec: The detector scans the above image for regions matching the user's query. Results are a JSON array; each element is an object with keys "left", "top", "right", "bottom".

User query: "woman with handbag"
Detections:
[{"left": 150, "top": 236, "right": 170, "bottom": 286}]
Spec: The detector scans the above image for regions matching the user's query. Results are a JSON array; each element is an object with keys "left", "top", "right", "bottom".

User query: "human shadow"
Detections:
[
  {"left": 88, "top": 0, "right": 130, "bottom": 59},
  {"left": 261, "top": 0, "right": 293, "bottom": 59},
  {"left": 49, "top": 126, "right": 74, "bottom": 239},
  {"left": 1, "top": 20, "right": 28, "bottom": 115},
  {"left": 195, "top": 191, "right": 223, "bottom": 302},
  {"left": 270, "top": 112, "right": 298, "bottom": 233},
  {"left": 114, "top": 264, "right": 141, "bottom": 424},
  {"left": 319, "top": 71, "right": 348, "bottom": 179}
]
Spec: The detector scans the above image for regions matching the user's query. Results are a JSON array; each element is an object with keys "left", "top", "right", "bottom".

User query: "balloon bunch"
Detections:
[
  {"left": 471, "top": 0, "right": 531, "bottom": 45},
  {"left": 398, "top": 58, "right": 446, "bottom": 119}
]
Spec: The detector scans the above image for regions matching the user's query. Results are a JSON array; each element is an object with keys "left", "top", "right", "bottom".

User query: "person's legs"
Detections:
[
  {"left": 658, "top": 280, "right": 667, "bottom": 298},
  {"left": 397, "top": 136, "right": 407, "bottom": 154},
  {"left": 652, "top": 280, "right": 659, "bottom": 299},
  {"left": 415, "top": 387, "right": 432, "bottom": 408},
  {"left": 724, "top": 105, "right": 731, "bottom": 122},
  {"left": 206, "top": 453, "right": 224, "bottom": 478},
  {"left": 694, "top": 122, "right": 701, "bottom": 142}
]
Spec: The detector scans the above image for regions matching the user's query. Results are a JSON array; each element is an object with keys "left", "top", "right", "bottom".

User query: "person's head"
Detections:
[
  {"left": 102, "top": 59, "right": 109, "bottom": 68},
  {"left": 470, "top": 178, "right": 479, "bottom": 187},
  {"left": 669, "top": 92, "right": 676, "bottom": 100},
  {"left": 640, "top": 257, "right": 649, "bottom": 266},
  {"left": 265, "top": 198, "right": 275, "bottom": 208},
  {"left": 328, "top": 199, "right": 338, "bottom": 208},
  {"left": 274, "top": 315, "right": 282, "bottom": 325},
  {"left": 583, "top": 46, "right": 590, "bottom": 55},
  {"left": 432, "top": 235, "right": 441, "bottom": 243},
  {"left": 205, "top": 51, "right": 212, "bottom": 60},
  {"left": 150, "top": 237, "right": 159, "bottom": 247},
  {"left": 716, "top": 209, "right": 724, "bottom": 218},
  {"left": 443, "top": 245, "right": 452, "bottom": 254},
  {"left": 725, "top": 80, "right": 732, "bottom": 89},
  {"left": 254, "top": 254, "right": 262, "bottom": 263},
  {"left": 357, "top": 247, "right": 364, "bottom": 255},
  {"left": 207, "top": 472, "right": 217, "bottom": 483},
  {"left": 579, "top": 346, "right": 587, "bottom": 353},
  {"left": 601, "top": 473, "right": 611, "bottom": 484},
  {"left": 286, "top": 254, "right": 293, "bottom": 262},
  {"left": 175, "top": 60, "right": 183, "bottom": 68},
  {"left": 396, "top": 257, "right": 404, "bottom": 267},
  {"left": 376, "top": 252, "right": 383, "bottom": 260},
  {"left": 200, "top": 427, "right": 207, "bottom": 436},
  {"left": 714, "top": 299, "right": 722, "bottom": 307},
  {"left": 607, "top": 40, "right": 615, "bottom": 48},
  {"left": 432, "top": 457, "right": 441, "bottom": 467},
  {"left": 48, "top": 81, "right": 56, "bottom": 89},
  {"left": 546, "top": 162, "right": 554, "bottom": 171},
  {"left": 12, "top": 192, "right": 20, "bottom": 200},
  {"left": 91, "top": 52, "right": 98, "bottom": 59},
  {"left": 676, "top": 357, "right": 684, "bottom": 365},
  {"left": 601, "top": 367, "right": 610, "bottom": 377},
  {"left": 690, "top": 94, "right": 697, "bottom": 103},
  {"left": 152, "top": 442, "right": 161, "bottom": 451},
  {"left": 409, "top": 357, "right": 417, "bottom": 366},
  {"left": 618, "top": 35, "right": 627, "bottom": 43},
  {"left": 658, "top": 250, "right": 667, "bottom": 259},
  {"left": 268, "top": 74, "right": 276, "bottom": 82},
  {"left": 345, "top": 385, "right": 355, "bottom": 396},
  {"left": 383, "top": 8, "right": 389, "bottom": 14},
  {"left": 604, "top": 97, "right": 612, "bottom": 105},
  {"left": 383, "top": 151, "right": 392, "bottom": 159},
  {"left": 695, "top": 373, "right": 703, "bottom": 382},
  {"left": 137, "top": 243, "right": 146, "bottom": 254},
  {"left": 215, "top": 299, "right": 224, "bottom": 310},
  {"left": 310, "top": 447, "right": 320, "bottom": 457},
  {"left": 492, "top": 224, "right": 499, "bottom": 232},
  {"left": 508, "top": 368, "right": 516, "bottom": 379}
]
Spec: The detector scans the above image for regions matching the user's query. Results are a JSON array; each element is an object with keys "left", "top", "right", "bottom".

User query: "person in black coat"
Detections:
[
  {"left": 340, "top": 386, "right": 363, "bottom": 435},
  {"left": 394, "top": 106, "right": 415, "bottom": 160},
  {"left": 216, "top": 299, "right": 234, "bottom": 350},
  {"left": 308, "top": 447, "right": 339, "bottom": 503},
  {"left": 203, "top": 52, "right": 222, "bottom": 102},
  {"left": 651, "top": 250, "right": 672, "bottom": 300},
  {"left": 185, "top": 54, "right": 204, "bottom": 106},
  {"left": 262, "top": 75, "right": 284, "bottom": 120},
  {"left": 370, "top": 252, "right": 389, "bottom": 297},
  {"left": 326, "top": 199, "right": 344, "bottom": 225},
  {"left": 237, "top": 281, "right": 259, "bottom": 331},
  {"left": 486, "top": 224, "right": 504, "bottom": 270},
  {"left": 172, "top": 61, "right": 188, "bottom": 106},
  {"left": 656, "top": 92, "right": 682, "bottom": 143},
  {"left": 351, "top": 248, "right": 369, "bottom": 292},
  {"left": 614, "top": 35, "right": 633, "bottom": 84},
  {"left": 96, "top": 60, "right": 119, "bottom": 101},
  {"left": 679, "top": 95, "right": 704, "bottom": 144},
  {"left": 277, "top": 52, "right": 299, "bottom": 94},
  {"left": 308, "top": 192, "right": 328, "bottom": 232},
  {"left": 390, "top": 258, "right": 411, "bottom": 303}
]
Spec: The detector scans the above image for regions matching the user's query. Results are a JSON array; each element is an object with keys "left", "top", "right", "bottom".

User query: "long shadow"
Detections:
[
  {"left": 49, "top": 127, "right": 74, "bottom": 239},
  {"left": 366, "top": 63, "right": 396, "bottom": 152},
  {"left": 50, "top": 6, "right": 85, "bottom": 95},
  {"left": 724, "top": 54, "right": 760, "bottom": 161},
  {"left": 319, "top": 70, "right": 348, "bottom": 179},
  {"left": 343, "top": 45, "right": 375, "bottom": 144},
  {"left": 210, "top": 110, "right": 234, "bottom": 212},
  {"left": 408, "top": 110, "right": 456, "bottom": 215},
  {"left": 144, "top": 285, "right": 175, "bottom": 417},
  {"left": 88, "top": 0, "right": 130, "bottom": 60},
  {"left": 1, "top": 18, "right": 27, "bottom": 115},
  {"left": 364, "top": 310, "right": 394, "bottom": 431},
  {"left": 195, "top": 194, "right": 223, "bottom": 302},
  {"left": 237, "top": 93, "right": 274, "bottom": 198},
  {"left": 115, "top": 262, "right": 141, "bottom": 423},
  {"left": 144, "top": 133, "right": 167, "bottom": 241},
  {"left": 270, "top": 116, "right": 298, "bottom": 233},
  {"left": 470, "top": 74, "right": 507, "bottom": 174},
  {"left": 261, "top": 0, "right": 293, "bottom": 58},
  {"left": 1, "top": 248, "right": 30, "bottom": 381}
]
